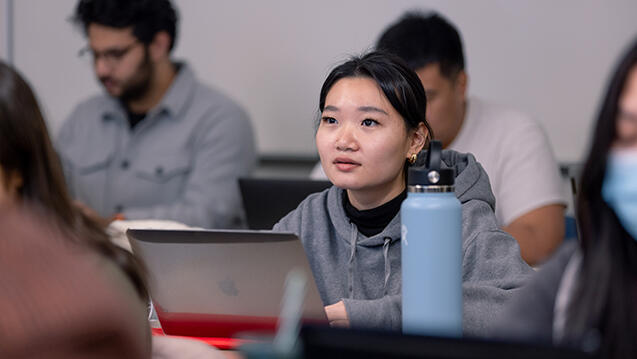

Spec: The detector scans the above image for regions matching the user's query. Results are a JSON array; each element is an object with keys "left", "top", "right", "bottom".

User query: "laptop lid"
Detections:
[
  {"left": 239, "top": 178, "right": 332, "bottom": 229},
  {"left": 127, "top": 229, "right": 326, "bottom": 338}
]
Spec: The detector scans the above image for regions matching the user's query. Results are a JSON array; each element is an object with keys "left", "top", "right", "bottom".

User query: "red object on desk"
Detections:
[
  {"left": 151, "top": 305, "right": 328, "bottom": 349},
  {"left": 151, "top": 327, "right": 249, "bottom": 350},
  {"left": 151, "top": 310, "right": 277, "bottom": 350},
  {"left": 159, "top": 311, "right": 279, "bottom": 338}
]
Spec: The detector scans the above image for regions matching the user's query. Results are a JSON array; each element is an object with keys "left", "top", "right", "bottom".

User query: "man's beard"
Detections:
[
  {"left": 99, "top": 48, "right": 153, "bottom": 104},
  {"left": 119, "top": 50, "right": 153, "bottom": 104}
]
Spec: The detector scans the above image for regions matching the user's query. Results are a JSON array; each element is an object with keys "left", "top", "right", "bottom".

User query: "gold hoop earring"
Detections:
[{"left": 408, "top": 153, "right": 417, "bottom": 165}]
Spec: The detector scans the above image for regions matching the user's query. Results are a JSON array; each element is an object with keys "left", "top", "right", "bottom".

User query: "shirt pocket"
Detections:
[
  {"left": 68, "top": 151, "right": 113, "bottom": 214},
  {"left": 75, "top": 151, "right": 113, "bottom": 175},
  {"left": 135, "top": 154, "right": 192, "bottom": 184}
]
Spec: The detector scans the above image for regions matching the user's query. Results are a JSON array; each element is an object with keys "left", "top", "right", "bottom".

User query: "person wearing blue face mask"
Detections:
[
  {"left": 490, "top": 38, "right": 637, "bottom": 358},
  {"left": 602, "top": 145, "right": 637, "bottom": 240}
]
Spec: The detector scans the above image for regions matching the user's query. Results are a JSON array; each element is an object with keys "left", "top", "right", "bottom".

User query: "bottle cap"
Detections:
[{"left": 408, "top": 140, "right": 455, "bottom": 186}]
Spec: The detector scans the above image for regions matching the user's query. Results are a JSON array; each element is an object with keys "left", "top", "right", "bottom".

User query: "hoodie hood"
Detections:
[{"left": 414, "top": 149, "right": 496, "bottom": 212}]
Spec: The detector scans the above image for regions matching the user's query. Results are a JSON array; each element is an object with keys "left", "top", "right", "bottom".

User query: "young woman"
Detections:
[
  {"left": 492, "top": 38, "right": 637, "bottom": 358},
  {"left": 274, "top": 51, "right": 532, "bottom": 335}
]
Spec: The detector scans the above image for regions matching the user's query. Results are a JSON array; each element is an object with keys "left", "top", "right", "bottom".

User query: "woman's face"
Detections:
[
  {"left": 0, "top": 166, "right": 22, "bottom": 206},
  {"left": 616, "top": 67, "right": 637, "bottom": 149},
  {"left": 316, "top": 77, "right": 426, "bottom": 209}
]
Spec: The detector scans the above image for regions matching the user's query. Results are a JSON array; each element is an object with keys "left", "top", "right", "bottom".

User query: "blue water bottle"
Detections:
[{"left": 401, "top": 140, "right": 463, "bottom": 337}]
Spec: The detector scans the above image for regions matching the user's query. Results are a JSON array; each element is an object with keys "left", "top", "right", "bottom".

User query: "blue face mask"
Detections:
[{"left": 602, "top": 151, "right": 637, "bottom": 240}]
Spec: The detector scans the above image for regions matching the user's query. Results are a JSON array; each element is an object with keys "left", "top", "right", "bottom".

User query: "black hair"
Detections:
[
  {"left": 376, "top": 11, "right": 465, "bottom": 79},
  {"left": 73, "top": 0, "right": 178, "bottom": 51},
  {"left": 319, "top": 51, "right": 433, "bottom": 143},
  {"left": 0, "top": 60, "right": 148, "bottom": 301},
  {"left": 564, "top": 38, "right": 637, "bottom": 358}
]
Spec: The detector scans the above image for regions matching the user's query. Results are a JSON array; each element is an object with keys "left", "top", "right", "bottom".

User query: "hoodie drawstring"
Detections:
[
  {"left": 383, "top": 237, "right": 391, "bottom": 294},
  {"left": 347, "top": 222, "right": 357, "bottom": 297},
  {"left": 347, "top": 224, "right": 393, "bottom": 297}
]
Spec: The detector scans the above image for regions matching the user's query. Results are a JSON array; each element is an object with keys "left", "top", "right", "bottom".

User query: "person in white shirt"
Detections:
[{"left": 312, "top": 11, "right": 566, "bottom": 265}]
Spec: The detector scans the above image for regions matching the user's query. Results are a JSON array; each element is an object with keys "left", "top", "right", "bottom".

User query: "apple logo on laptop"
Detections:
[{"left": 218, "top": 277, "right": 239, "bottom": 296}]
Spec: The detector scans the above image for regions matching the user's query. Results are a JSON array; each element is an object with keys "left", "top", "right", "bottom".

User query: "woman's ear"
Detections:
[
  {"left": 1, "top": 169, "right": 23, "bottom": 197},
  {"left": 8, "top": 171, "right": 23, "bottom": 195},
  {"left": 408, "top": 122, "right": 428, "bottom": 156}
]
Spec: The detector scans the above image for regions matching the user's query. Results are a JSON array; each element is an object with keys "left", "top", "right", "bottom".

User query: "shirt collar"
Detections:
[{"left": 156, "top": 62, "right": 197, "bottom": 119}]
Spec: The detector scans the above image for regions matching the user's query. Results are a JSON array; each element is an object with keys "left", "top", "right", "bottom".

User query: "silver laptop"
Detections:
[{"left": 127, "top": 229, "right": 327, "bottom": 339}]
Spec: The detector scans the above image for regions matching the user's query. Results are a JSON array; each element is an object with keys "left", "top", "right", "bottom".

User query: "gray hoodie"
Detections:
[{"left": 273, "top": 150, "right": 532, "bottom": 336}]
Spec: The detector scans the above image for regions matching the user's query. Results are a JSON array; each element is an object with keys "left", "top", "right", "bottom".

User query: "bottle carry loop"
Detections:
[
  {"left": 425, "top": 140, "right": 442, "bottom": 172},
  {"left": 408, "top": 140, "right": 455, "bottom": 190}
]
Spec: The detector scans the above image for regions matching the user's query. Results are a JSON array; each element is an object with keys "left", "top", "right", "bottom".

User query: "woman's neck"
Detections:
[{"left": 346, "top": 175, "right": 406, "bottom": 210}]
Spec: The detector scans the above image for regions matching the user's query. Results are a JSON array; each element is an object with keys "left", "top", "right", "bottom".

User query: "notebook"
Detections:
[
  {"left": 127, "top": 229, "right": 327, "bottom": 341},
  {"left": 239, "top": 178, "right": 332, "bottom": 229}
]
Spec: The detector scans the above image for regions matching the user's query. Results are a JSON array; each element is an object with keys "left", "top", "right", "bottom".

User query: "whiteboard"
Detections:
[{"left": 8, "top": 0, "right": 637, "bottom": 162}]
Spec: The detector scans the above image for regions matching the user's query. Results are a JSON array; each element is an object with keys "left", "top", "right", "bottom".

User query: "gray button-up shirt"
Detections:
[{"left": 56, "top": 63, "right": 256, "bottom": 228}]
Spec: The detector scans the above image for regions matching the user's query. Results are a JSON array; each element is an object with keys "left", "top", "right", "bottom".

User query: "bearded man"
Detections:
[{"left": 57, "top": 0, "right": 256, "bottom": 229}]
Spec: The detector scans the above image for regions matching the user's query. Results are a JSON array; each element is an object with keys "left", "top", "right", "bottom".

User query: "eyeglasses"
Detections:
[{"left": 78, "top": 41, "right": 140, "bottom": 68}]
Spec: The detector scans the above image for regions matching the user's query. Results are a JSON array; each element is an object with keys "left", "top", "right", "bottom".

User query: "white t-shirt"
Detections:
[
  {"left": 448, "top": 97, "right": 566, "bottom": 226},
  {"left": 310, "top": 97, "right": 566, "bottom": 227}
]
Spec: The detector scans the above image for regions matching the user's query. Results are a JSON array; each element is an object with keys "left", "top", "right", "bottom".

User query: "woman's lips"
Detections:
[{"left": 333, "top": 158, "right": 360, "bottom": 171}]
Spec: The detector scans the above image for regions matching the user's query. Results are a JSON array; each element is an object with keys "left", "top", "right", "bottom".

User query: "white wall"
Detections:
[
  {"left": 8, "top": 0, "right": 637, "bottom": 162},
  {"left": 0, "top": 0, "right": 8, "bottom": 61}
]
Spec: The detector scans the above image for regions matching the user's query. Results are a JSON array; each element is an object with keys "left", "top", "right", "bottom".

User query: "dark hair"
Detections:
[
  {"left": 376, "top": 11, "right": 465, "bottom": 80},
  {"left": 564, "top": 38, "right": 637, "bottom": 357},
  {"left": 319, "top": 51, "right": 433, "bottom": 144},
  {"left": 0, "top": 61, "right": 148, "bottom": 300},
  {"left": 73, "top": 0, "right": 178, "bottom": 51}
]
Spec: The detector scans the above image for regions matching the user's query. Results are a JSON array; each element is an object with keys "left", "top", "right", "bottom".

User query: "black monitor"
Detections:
[{"left": 239, "top": 178, "right": 332, "bottom": 230}]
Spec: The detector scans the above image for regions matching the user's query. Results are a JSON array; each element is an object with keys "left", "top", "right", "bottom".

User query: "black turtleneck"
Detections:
[
  {"left": 343, "top": 189, "right": 407, "bottom": 237},
  {"left": 125, "top": 109, "right": 146, "bottom": 129},
  {"left": 122, "top": 63, "right": 181, "bottom": 129}
]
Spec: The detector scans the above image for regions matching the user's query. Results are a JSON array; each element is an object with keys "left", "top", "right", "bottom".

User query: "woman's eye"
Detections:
[
  {"left": 362, "top": 119, "right": 378, "bottom": 127},
  {"left": 321, "top": 117, "right": 337, "bottom": 125}
]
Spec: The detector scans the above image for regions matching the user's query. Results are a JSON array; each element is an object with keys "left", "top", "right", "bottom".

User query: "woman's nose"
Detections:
[{"left": 335, "top": 124, "right": 358, "bottom": 151}]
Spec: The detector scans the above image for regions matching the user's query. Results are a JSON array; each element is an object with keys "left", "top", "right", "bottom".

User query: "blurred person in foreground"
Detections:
[
  {"left": 0, "top": 59, "right": 150, "bottom": 358},
  {"left": 491, "top": 37, "right": 637, "bottom": 359},
  {"left": 0, "top": 61, "right": 222, "bottom": 358}
]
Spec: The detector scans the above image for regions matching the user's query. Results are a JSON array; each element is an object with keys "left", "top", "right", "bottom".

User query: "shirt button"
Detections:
[
  {"left": 121, "top": 160, "right": 130, "bottom": 170},
  {"left": 114, "top": 205, "right": 124, "bottom": 213},
  {"left": 155, "top": 167, "right": 164, "bottom": 176}
]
